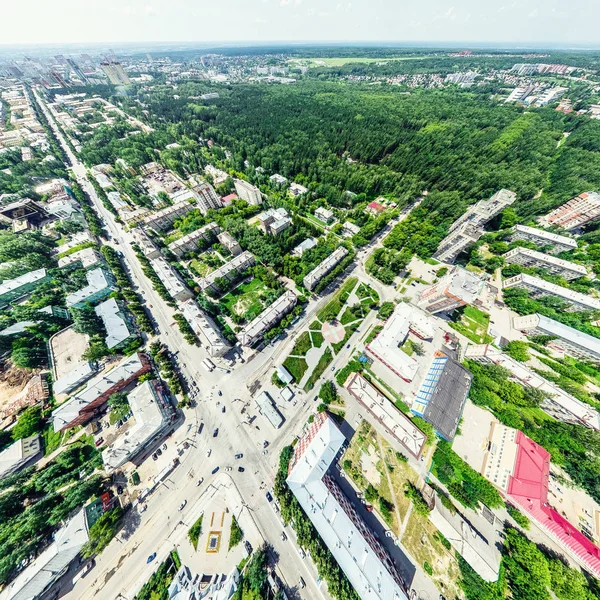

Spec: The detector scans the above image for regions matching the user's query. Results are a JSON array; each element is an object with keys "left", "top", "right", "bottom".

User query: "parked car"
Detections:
[
  {"left": 94, "top": 438, "right": 104, "bottom": 447},
  {"left": 299, "top": 577, "right": 306, "bottom": 589},
  {"left": 221, "top": 406, "right": 226, "bottom": 413},
  {"left": 139, "top": 504, "right": 148, "bottom": 513},
  {"left": 235, "top": 453, "right": 243, "bottom": 459},
  {"left": 198, "top": 423, "right": 204, "bottom": 434},
  {"left": 207, "top": 449, "right": 212, "bottom": 457},
  {"left": 280, "top": 531, "right": 287, "bottom": 542},
  {"left": 263, "top": 440, "right": 269, "bottom": 448},
  {"left": 244, "top": 540, "right": 253, "bottom": 555},
  {"left": 178, "top": 501, "right": 187, "bottom": 511},
  {"left": 156, "top": 448, "right": 162, "bottom": 456},
  {"left": 183, "top": 441, "right": 190, "bottom": 449},
  {"left": 212, "top": 466, "right": 220, "bottom": 475},
  {"left": 147, "top": 553, "right": 157, "bottom": 564},
  {"left": 238, "top": 466, "right": 245, "bottom": 473},
  {"left": 196, "top": 478, "right": 204, "bottom": 486},
  {"left": 266, "top": 491, "right": 273, "bottom": 502},
  {"left": 152, "top": 453, "right": 158, "bottom": 461},
  {"left": 162, "top": 443, "right": 167, "bottom": 450},
  {"left": 218, "top": 390, "right": 222, "bottom": 396},
  {"left": 213, "top": 428, "right": 219, "bottom": 437},
  {"left": 225, "top": 467, "right": 232, "bottom": 472},
  {"left": 117, "top": 486, "right": 124, "bottom": 495}
]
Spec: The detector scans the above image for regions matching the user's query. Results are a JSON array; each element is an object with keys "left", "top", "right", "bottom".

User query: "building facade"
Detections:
[
  {"left": 539, "top": 191, "right": 600, "bottom": 231},
  {"left": 509, "top": 225, "right": 577, "bottom": 254},
  {"left": 418, "top": 267, "right": 486, "bottom": 314},
  {"left": 234, "top": 179, "right": 262, "bottom": 205},
  {"left": 503, "top": 247, "right": 587, "bottom": 280},
  {"left": 168, "top": 222, "right": 220, "bottom": 257}
]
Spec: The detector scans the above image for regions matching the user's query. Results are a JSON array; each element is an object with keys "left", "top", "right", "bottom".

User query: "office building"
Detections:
[
  {"left": 217, "top": 231, "right": 242, "bottom": 256},
  {"left": 65, "top": 268, "right": 116, "bottom": 309},
  {"left": 303, "top": 246, "right": 349, "bottom": 291},
  {"left": 411, "top": 352, "right": 472, "bottom": 441},
  {"left": 95, "top": 298, "right": 135, "bottom": 350},
  {"left": 237, "top": 291, "right": 297, "bottom": 347},
  {"left": 503, "top": 273, "right": 600, "bottom": 312},
  {"left": 52, "top": 353, "right": 150, "bottom": 432},
  {"left": 539, "top": 191, "right": 600, "bottom": 231},
  {"left": 255, "top": 391, "right": 284, "bottom": 429},
  {"left": 292, "top": 238, "right": 317, "bottom": 257},
  {"left": 131, "top": 228, "right": 161, "bottom": 259},
  {"left": 178, "top": 299, "right": 230, "bottom": 358},
  {"left": 287, "top": 413, "right": 409, "bottom": 600},
  {"left": 234, "top": 179, "right": 262, "bottom": 205},
  {"left": 0, "top": 435, "right": 41, "bottom": 480},
  {"left": 503, "top": 247, "right": 587, "bottom": 280},
  {"left": 464, "top": 343, "right": 600, "bottom": 430},
  {"left": 102, "top": 380, "right": 172, "bottom": 471},
  {"left": 58, "top": 247, "right": 103, "bottom": 270},
  {"left": 0, "top": 268, "right": 50, "bottom": 307},
  {"left": 513, "top": 313, "right": 600, "bottom": 362},
  {"left": 150, "top": 257, "right": 194, "bottom": 302},
  {"left": 345, "top": 373, "right": 426, "bottom": 458},
  {"left": 168, "top": 222, "right": 220, "bottom": 257},
  {"left": 101, "top": 60, "right": 130, "bottom": 85},
  {"left": 199, "top": 251, "right": 255, "bottom": 293},
  {"left": 3, "top": 509, "right": 89, "bottom": 600},
  {"left": 315, "top": 207, "right": 334, "bottom": 224},
  {"left": 194, "top": 181, "right": 222, "bottom": 215},
  {"left": 418, "top": 267, "right": 486, "bottom": 314},
  {"left": 142, "top": 200, "right": 197, "bottom": 232},
  {"left": 434, "top": 189, "right": 516, "bottom": 263},
  {"left": 509, "top": 225, "right": 577, "bottom": 254}
]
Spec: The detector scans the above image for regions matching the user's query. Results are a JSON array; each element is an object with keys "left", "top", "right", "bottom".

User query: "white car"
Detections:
[
  {"left": 178, "top": 501, "right": 187, "bottom": 511},
  {"left": 139, "top": 504, "right": 148, "bottom": 513}
]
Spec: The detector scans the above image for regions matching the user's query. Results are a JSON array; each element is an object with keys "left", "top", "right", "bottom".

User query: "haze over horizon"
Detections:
[{"left": 2, "top": 0, "right": 599, "bottom": 48}]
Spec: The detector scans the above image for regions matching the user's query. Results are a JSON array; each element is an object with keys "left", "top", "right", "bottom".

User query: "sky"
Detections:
[{"left": 2, "top": 0, "right": 599, "bottom": 47}]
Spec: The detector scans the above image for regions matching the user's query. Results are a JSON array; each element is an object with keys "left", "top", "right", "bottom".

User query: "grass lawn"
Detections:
[
  {"left": 340, "top": 306, "right": 362, "bottom": 325},
  {"left": 42, "top": 423, "right": 63, "bottom": 455},
  {"left": 356, "top": 282, "right": 380, "bottom": 303},
  {"left": 332, "top": 321, "right": 361, "bottom": 354},
  {"left": 290, "top": 331, "right": 312, "bottom": 356},
  {"left": 187, "top": 514, "right": 203, "bottom": 550},
  {"left": 190, "top": 257, "right": 218, "bottom": 277},
  {"left": 221, "top": 278, "right": 266, "bottom": 321},
  {"left": 364, "top": 324, "right": 383, "bottom": 344},
  {"left": 311, "top": 330, "right": 324, "bottom": 348},
  {"left": 317, "top": 277, "right": 358, "bottom": 322},
  {"left": 304, "top": 348, "right": 333, "bottom": 391},
  {"left": 283, "top": 356, "right": 308, "bottom": 382},
  {"left": 449, "top": 305, "right": 492, "bottom": 344},
  {"left": 309, "top": 319, "right": 321, "bottom": 330}
]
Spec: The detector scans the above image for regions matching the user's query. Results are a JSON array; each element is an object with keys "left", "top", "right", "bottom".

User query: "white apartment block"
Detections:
[
  {"left": 168, "top": 222, "right": 220, "bottom": 257},
  {"left": 178, "top": 299, "right": 230, "bottom": 358},
  {"left": 131, "top": 228, "right": 161, "bottom": 259},
  {"left": 149, "top": 257, "right": 194, "bottom": 302},
  {"left": 237, "top": 290, "right": 297, "bottom": 347},
  {"left": 418, "top": 267, "right": 486, "bottom": 314},
  {"left": 503, "top": 247, "right": 587, "bottom": 280},
  {"left": 513, "top": 313, "right": 600, "bottom": 362},
  {"left": 199, "top": 251, "right": 255, "bottom": 293},
  {"left": 234, "top": 179, "right": 263, "bottom": 205},
  {"left": 217, "top": 231, "right": 242, "bottom": 256},
  {"left": 142, "top": 200, "right": 198, "bottom": 232},
  {"left": 503, "top": 273, "right": 600, "bottom": 312},
  {"left": 539, "top": 191, "right": 600, "bottom": 231},
  {"left": 269, "top": 174, "right": 288, "bottom": 186},
  {"left": 315, "top": 207, "right": 334, "bottom": 224},
  {"left": 510, "top": 225, "right": 577, "bottom": 254},
  {"left": 303, "top": 246, "right": 349, "bottom": 291},
  {"left": 434, "top": 189, "right": 516, "bottom": 263},
  {"left": 193, "top": 181, "right": 222, "bottom": 214}
]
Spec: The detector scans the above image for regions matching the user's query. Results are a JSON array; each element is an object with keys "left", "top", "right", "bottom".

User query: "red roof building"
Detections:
[
  {"left": 366, "top": 201, "right": 386, "bottom": 216},
  {"left": 221, "top": 193, "right": 238, "bottom": 205}
]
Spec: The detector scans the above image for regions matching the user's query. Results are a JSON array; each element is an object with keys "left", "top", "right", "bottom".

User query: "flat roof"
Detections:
[
  {"left": 58, "top": 247, "right": 102, "bottom": 270},
  {"left": 65, "top": 268, "right": 114, "bottom": 307},
  {"left": 53, "top": 361, "right": 95, "bottom": 396},
  {"left": 95, "top": 298, "right": 133, "bottom": 349},
  {"left": 58, "top": 231, "right": 95, "bottom": 254},
  {"left": 512, "top": 225, "right": 577, "bottom": 249},
  {"left": 504, "top": 247, "right": 587, "bottom": 276},
  {"left": 0, "top": 268, "right": 47, "bottom": 297},
  {"left": 345, "top": 373, "right": 426, "bottom": 458},
  {"left": 256, "top": 392, "right": 284, "bottom": 428},
  {"left": 303, "top": 246, "right": 349, "bottom": 289},
  {"left": 178, "top": 299, "right": 229, "bottom": 357},
  {"left": 0, "top": 435, "right": 41, "bottom": 480},
  {"left": 238, "top": 290, "right": 297, "bottom": 346},
  {"left": 168, "top": 222, "right": 220, "bottom": 252},
  {"left": 446, "top": 267, "right": 486, "bottom": 304}
]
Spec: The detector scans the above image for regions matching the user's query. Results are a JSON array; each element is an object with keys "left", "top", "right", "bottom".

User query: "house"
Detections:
[
  {"left": 315, "top": 207, "right": 334, "bottom": 224},
  {"left": 366, "top": 201, "right": 386, "bottom": 216}
]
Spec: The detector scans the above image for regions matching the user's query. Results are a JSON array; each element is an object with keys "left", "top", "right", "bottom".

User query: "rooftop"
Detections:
[
  {"left": 95, "top": 298, "right": 133, "bottom": 349},
  {"left": 58, "top": 247, "right": 103, "bottom": 270},
  {"left": 0, "top": 268, "right": 47, "bottom": 298},
  {"left": 65, "top": 268, "right": 114, "bottom": 307},
  {"left": 303, "top": 246, "right": 349, "bottom": 290},
  {"left": 511, "top": 225, "right": 577, "bottom": 250},
  {"left": 0, "top": 435, "right": 41, "bottom": 480},
  {"left": 504, "top": 247, "right": 587, "bottom": 276},
  {"left": 255, "top": 391, "right": 284, "bottom": 428},
  {"left": 53, "top": 362, "right": 95, "bottom": 396}
]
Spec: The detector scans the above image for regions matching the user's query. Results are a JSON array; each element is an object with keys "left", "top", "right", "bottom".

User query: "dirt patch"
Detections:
[
  {"left": 360, "top": 446, "right": 381, "bottom": 486},
  {"left": 0, "top": 361, "right": 44, "bottom": 417},
  {"left": 49, "top": 326, "right": 89, "bottom": 379}
]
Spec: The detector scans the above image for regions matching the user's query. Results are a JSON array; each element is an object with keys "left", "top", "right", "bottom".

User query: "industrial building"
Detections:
[
  {"left": 198, "top": 251, "right": 255, "bottom": 293},
  {"left": 303, "top": 246, "right": 349, "bottom": 291},
  {"left": 503, "top": 247, "right": 586, "bottom": 280},
  {"left": 509, "top": 224, "right": 577, "bottom": 254},
  {"left": 287, "top": 413, "right": 409, "bottom": 600},
  {"left": 178, "top": 299, "right": 230, "bottom": 358},
  {"left": 513, "top": 313, "right": 600, "bottom": 362},
  {"left": 95, "top": 298, "right": 135, "bottom": 350},
  {"left": 149, "top": 257, "right": 194, "bottom": 302},
  {"left": 503, "top": 273, "right": 600, "bottom": 312},
  {"left": 168, "top": 222, "right": 220, "bottom": 257},
  {"left": 418, "top": 267, "right": 486, "bottom": 314},
  {"left": 345, "top": 373, "right": 426, "bottom": 459},
  {"left": 237, "top": 290, "right": 297, "bottom": 347},
  {"left": 52, "top": 353, "right": 151, "bottom": 431},
  {"left": 538, "top": 191, "right": 600, "bottom": 231},
  {"left": 255, "top": 391, "right": 284, "bottom": 429},
  {"left": 65, "top": 268, "right": 116, "bottom": 309},
  {"left": 102, "top": 380, "right": 173, "bottom": 471},
  {"left": 234, "top": 179, "right": 262, "bottom": 205},
  {"left": 0, "top": 268, "right": 50, "bottom": 307},
  {"left": 434, "top": 189, "right": 516, "bottom": 263},
  {"left": 0, "top": 435, "right": 41, "bottom": 480},
  {"left": 142, "top": 200, "right": 198, "bottom": 232}
]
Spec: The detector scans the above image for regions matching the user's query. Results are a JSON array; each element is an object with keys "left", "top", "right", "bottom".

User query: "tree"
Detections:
[
  {"left": 504, "top": 340, "right": 530, "bottom": 363},
  {"left": 11, "top": 407, "right": 43, "bottom": 441},
  {"left": 377, "top": 301, "right": 395, "bottom": 319},
  {"left": 82, "top": 507, "right": 123, "bottom": 558},
  {"left": 318, "top": 381, "right": 337, "bottom": 405}
]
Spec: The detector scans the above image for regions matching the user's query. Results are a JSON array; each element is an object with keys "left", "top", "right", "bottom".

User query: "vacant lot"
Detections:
[
  {"left": 449, "top": 305, "right": 492, "bottom": 344},
  {"left": 49, "top": 325, "right": 89, "bottom": 380}
]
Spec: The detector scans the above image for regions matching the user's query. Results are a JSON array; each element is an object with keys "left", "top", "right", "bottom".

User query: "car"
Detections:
[
  {"left": 235, "top": 453, "right": 243, "bottom": 459},
  {"left": 196, "top": 478, "right": 204, "bottom": 486},
  {"left": 218, "top": 390, "right": 222, "bottom": 396},
  {"left": 206, "top": 449, "right": 212, "bottom": 457},
  {"left": 183, "top": 441, "right": 190, "bottom": 449},
  {"left": 94, "top": 437, "right": 104, "bottom": 447},
  {"left": 178, "top": 501, "right": 187, "bottom": 511},
  {"left": 122, "top": 414, "right": 129, "bottom": 422},
  {"left": 263, "top": 450, "right": 268, "bottom": 455},
  {"left": 331, "top": 366, "right": 335, "bottom": 371},
  {"left": 147, "top": 553, "right": 157, "bottom": 564},
  {"left": 117, "top": 486, "right": 124, "bottom": 495},
  {"left": 263, "top": 440, "right": 269, "bottom": 448},
  {"left": 212, "top": 466, "right": 220, "bottom": 475},
  {"left": 244, "top": 540, "right": 253, "bottom": 555},
  {"left": 299, "top": 577, "right": 306, "bottom": 589},
  {"left": 116, "top": 419, "right": 123, "bottom": 428},
  {"left": 139, "top": 504, "right": 148, "bottom": 513},
  {"left": 266, "top": 491, "right": 273, "bottom": 502},
  {"left": 221, "top": 406, "right": 226, "bottom": 413},
  {"left": 298, "top": 548, "right": 306, "bottom": 559},
  {"left": 238, "top": 466, "right": 245, "bottom": 473},
  {"left": 156, "top": 448, "right": 162, "bottom": 456},
  {"left": 280, "top": 532, "right": 287, "bottom": 542},
  {"left": 152, "top": 453, "right": 158, "bottom": 461},
  {"left": 162, "top": 443, "right": 167, "bottom": 450},
  {"left": 346, "top": 344, "right": 350, "bottom": 348},
  {"left": 198, "top": 423, "right": 204, "bottom": 434},
  {"left": 213, "top": 428, "right": 219, "bottom": 437},
  {"left": 225, "top": 467, "right": 232, "bottom": 472}
]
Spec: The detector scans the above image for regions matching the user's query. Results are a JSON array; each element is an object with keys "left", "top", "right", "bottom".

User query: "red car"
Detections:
[{"left": 94, "top": 438, "right": 104, "bottom": 447}]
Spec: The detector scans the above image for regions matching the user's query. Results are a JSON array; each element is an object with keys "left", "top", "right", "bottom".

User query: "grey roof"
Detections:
[
  {"left": 303, "top": 246, "right": 349, "bottom": 290},
  {"left": 95, "top": 298, "right": 133, "bottom": 349},
  {"left": 53, "top": 362, "right": 96, "bottom": 396},
  {"left": 65, "top": 268, "right": 114, "bottom": 307},
  {"left": 0, "top": 268, "right": 47, "bottom": 297},
  {"left": 511, "top": 225, "right": 577, "bottom": 250},
  {"left": 0, "top": 435, "right": 41, "bottom": 480},
  {"left": 255, "top": 392, "right": 284, "bottom": 428}
]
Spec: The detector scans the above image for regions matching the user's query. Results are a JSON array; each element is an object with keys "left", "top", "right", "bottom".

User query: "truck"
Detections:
[{"left": 202, "top": 358, "right": 215, "bottom": 372}]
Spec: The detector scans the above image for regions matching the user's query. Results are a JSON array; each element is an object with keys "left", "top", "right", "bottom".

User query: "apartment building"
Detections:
[
  {"left": 234, "top": 179, "right": 262, "bottom": 205},
  {"left": 503, "top": 247, "right": 587, "bottom": 280},
  {"left": 149, "top": 257, "right": 194, "bottom": 302},
  {"left": 198, "top": 251, "right": 255, "bottom": 293},
  {"left": 539, "top": 191, "right": 600, "bottom": 231},
  {"left": 217, "top": 231, "right": 242, "bottom": 256},
  {"left": 292, "top": 238, "right": 317, "bottom": 257},
  {"left": 142, "top": 200, "right": 197, "bottom": 232},
  {"left": 237, "top": 290, "right": 297, "bottom": 347},
  {"left": 58, "top": 247, "right": 103, "bottom": 270},
  {"left": 289, "top": 182, "right": 308, "bottom": 197},
  {"left": 131, "top": 228, "right": 161, "bottom": 259},
  {"left": 503, "top": 273, "right": 600, "bottom": 312},
  {"left": 94, "top": 298, "right": 135, "bottom": 350},
  {"left": 57, "top": 231, "right": 96, "bottom": 254},
  {"left": 513, "top": 313, "right": 600, "bottom": 362},
  {"left": 434, "top": 189, "right": 516, "bottom": 263},
  {"left": 178, "top": 299, "right": 230, "bottom": 358},
  {"left": 0, "top": 268, "right": 50, "bottom": 308},
  {"left": 418, "top": 267, "right": 486, "bottom": 314},
  {"left": 315, "top": 207, "right": 334, "bottom": 224},
  {"left": 303, "top": 246, "right": 349, "bottom": 291},
  {"left": 65, "top": 268, "right": 116, "bottom": 309},
  {"left": 287, "top": 413, "right": 409, "bottom": 600},
  {"left": 0, "top": 435, "right": 41, "bottom": 480},
  {"left": 193, "top": 181, "right": 222, "bottom": 214},
  {"left": 256, "top": 208, "right": 291, "bottom": 235},
  {"left": 269, "top": 174, "right": 288, "bottom": 186},
  {"left": 168, "top": 222, "right": 220, "bottom": 257},
  {"left": 509, "top": 225, "right": 577, "bottom": 254}
]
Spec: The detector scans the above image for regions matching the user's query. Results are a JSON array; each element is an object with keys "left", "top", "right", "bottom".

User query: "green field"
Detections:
[
  {"left": 221, "top": 278, "right": 267, "bottom": 320},
  {"left": 283, "top": 356, "right": 308, "bottom": 382},
  {"left": 449, "top": 305, "right": 493, "bottom": 344},
  {"left": 190, "top": 255, "right": 223, "bottom": 277}
]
